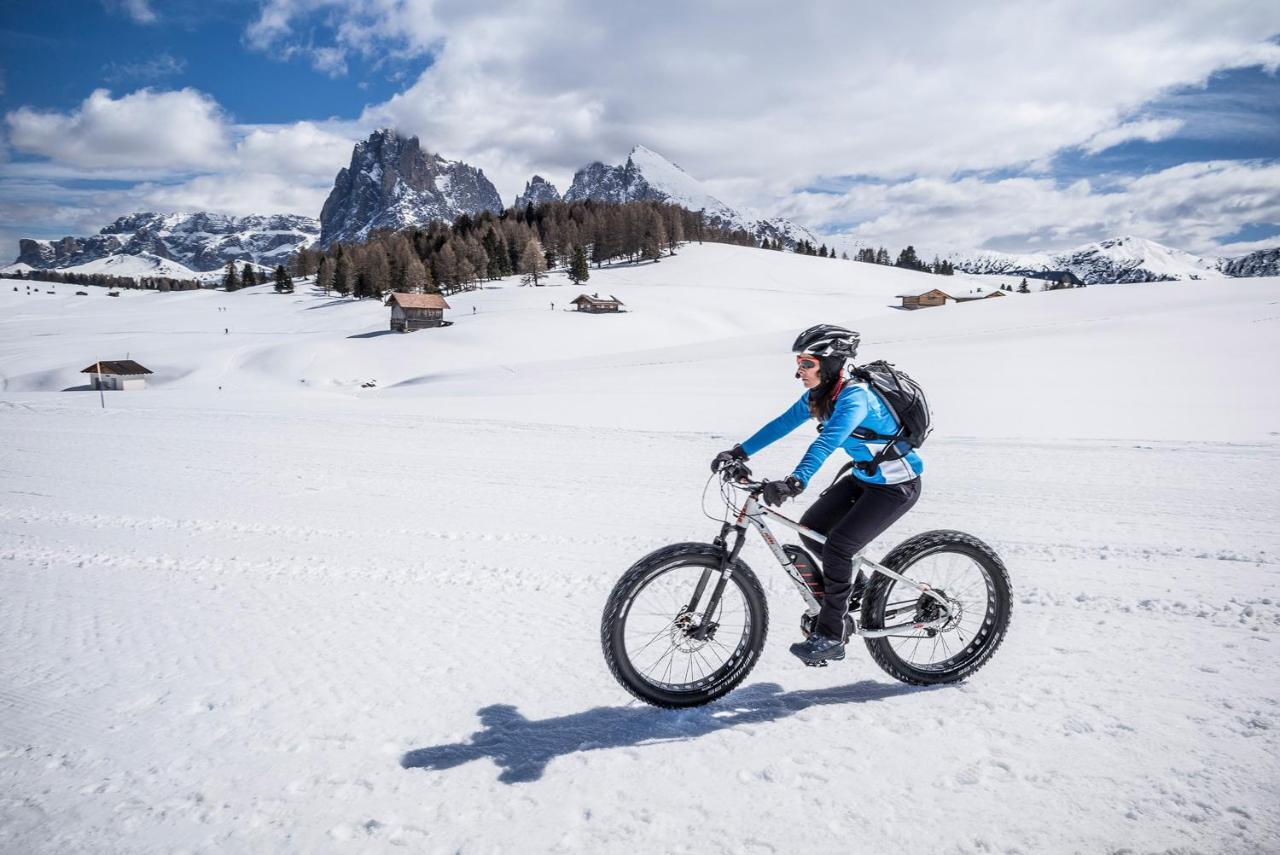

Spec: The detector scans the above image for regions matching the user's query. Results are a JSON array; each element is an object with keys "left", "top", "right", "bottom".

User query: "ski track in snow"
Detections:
[{"left": 1, "top": 403, "right": 1278, "bottom": 854}]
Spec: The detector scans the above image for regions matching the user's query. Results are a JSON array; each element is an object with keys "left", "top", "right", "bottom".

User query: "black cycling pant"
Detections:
[{"left": 799, "top": 475, "right": 921, "bottom": 639}]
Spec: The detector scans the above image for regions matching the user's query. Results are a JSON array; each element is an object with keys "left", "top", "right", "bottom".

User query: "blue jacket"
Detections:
[{"left": 739, "top": 382, "right": 924, "bottom": 486}]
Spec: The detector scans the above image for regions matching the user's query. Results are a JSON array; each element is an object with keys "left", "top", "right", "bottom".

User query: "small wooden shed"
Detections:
[
  {"left": 895, "top": 287, "right": 953, "bottom": 309},
  {"left": 571, "top": 293, "right": 624, "bottom": 313},
  {"left": 387, "top": 292, "right": 452, "bottom": 332},
  {"left": 953, "top": 287, "right": 1007, "bottom": 303},
  {"left": 80, "top": 360, "right": 153, "bottom": 390}
]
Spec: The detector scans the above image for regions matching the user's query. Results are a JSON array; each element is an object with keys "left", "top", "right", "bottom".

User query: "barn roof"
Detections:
[
  {"left": 571, "top": 293, "right": 624, "bottom": 305},
  {"left": 387, "top": 292, "right": 451, "bottom": 310},
  {"left": 79, "top": 360, "right": 153, "bottom": 375},
  {"left": 952, "top": 288, "right": 1006, "bottom": 300},
  {"left": 895, "top": 287, "right": 952, "bottom": 298}
]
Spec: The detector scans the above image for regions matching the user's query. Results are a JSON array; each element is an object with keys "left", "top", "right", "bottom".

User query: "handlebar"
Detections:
[{"left": 717, "top": 460, "right": 766, "bottom": 492}]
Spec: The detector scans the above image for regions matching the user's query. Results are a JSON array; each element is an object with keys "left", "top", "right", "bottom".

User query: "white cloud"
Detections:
[
  {"left": 792, "top": 159, "right": 1280, "bottom": 257},
  {"left": 233, "top": 121, "right": 359, "bottom": 178},
  {"left": 104, "top": 0, "right": 158, "bottom": 24},
  {"left": 1080, "top": 118, "right": 1185, "bottom": 154},
  {"left": 135, "top": 173, "right": 331, "bottom": 218},
  {"left": 243, "top": 0, "right": 1280, "bottom": 209},
  {"left": 102, "top": 52, "right": 187, "bottom": 84},
  {"left": 5, "top": 88, "right": 230, "bottom": 171}
]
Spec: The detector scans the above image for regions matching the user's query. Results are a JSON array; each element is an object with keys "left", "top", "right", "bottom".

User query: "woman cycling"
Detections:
[{"left": 710, "top": 324, "right": 923, "bottom": 665}]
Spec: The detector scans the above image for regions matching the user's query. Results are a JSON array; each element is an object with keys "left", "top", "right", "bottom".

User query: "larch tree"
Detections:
[{"left": 519, "top": 238, "right": 548, "bottom": 285}]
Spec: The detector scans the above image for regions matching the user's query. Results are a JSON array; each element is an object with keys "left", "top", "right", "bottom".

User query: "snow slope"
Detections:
[{"left": 1, "top": 244, "right": 1278, "bottom": 853}]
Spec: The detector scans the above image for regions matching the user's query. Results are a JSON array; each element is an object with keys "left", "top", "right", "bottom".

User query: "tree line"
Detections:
[
  {"left": 286, "top": 200, "right": 760, "bottom": 300},
  {"left": 852, "top": 245, "right": 955, "bottom": 275},
  {"left": 2, "top": 268, "right": 202, "bottom": 292}
]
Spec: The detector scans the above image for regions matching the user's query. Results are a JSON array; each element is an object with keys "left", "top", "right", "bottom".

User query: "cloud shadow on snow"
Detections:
[{"left": 400, "top": 679, "right": 928, "bottom": 784}]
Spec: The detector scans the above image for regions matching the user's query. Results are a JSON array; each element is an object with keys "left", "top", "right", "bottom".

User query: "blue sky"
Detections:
[{"left": 1, "top": 1, "right": 1279, "bottom": 260}]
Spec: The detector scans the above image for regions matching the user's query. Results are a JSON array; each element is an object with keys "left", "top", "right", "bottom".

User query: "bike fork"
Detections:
[{"left": 687, "top": 523, "right": 746, "bottom": 641}]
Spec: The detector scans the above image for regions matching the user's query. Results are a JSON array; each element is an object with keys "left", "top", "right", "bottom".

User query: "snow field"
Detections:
[{"left": 1, "top": 243, "right": 1278, "bottom": 852}]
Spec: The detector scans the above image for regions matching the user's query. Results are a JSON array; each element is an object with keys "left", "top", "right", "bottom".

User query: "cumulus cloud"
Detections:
[
  {"left": 245, "top": 0, "right": 1280, "bottom": 209},
  {"left": 5, "top": 88, "right": 230, "bottom": 170}
]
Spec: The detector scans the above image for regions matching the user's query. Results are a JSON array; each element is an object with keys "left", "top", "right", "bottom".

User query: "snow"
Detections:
[{"left": 1, "top": 243, "right": 1278, "bottom": 853}]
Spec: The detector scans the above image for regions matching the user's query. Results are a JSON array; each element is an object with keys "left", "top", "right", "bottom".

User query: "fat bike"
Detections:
[{"left": 601, "top": 462, "right": 1012, "bottom": 708}]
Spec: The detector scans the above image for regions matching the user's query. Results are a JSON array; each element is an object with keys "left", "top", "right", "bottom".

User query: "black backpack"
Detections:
[{"left": 846, "top": 361, "right": 932, "bottom": 476}]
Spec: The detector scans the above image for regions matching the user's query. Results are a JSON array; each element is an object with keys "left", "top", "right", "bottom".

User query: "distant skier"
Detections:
[{"left": 710, "top": 325, "right": 923, "bottom": 666}]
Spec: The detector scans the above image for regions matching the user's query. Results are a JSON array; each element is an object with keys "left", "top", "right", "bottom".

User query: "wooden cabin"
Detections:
[
  {"left": 80, "top": 360, "right": 153, "bottom": 390},
  {"left": 571, "top": 293, "right": 625, "bottom": 313},
  {"left": 895, "top": 287, "right": 952, "bottom": 309},
  {"left": 953, "top": 287, "right": 1007, "bottom": 303},
  {"left": 387, "top": 292, "right": 452, "bottom": 332}
]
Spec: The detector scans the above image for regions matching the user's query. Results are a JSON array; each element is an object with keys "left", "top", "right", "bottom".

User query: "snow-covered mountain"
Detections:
[
  {"left": 11, "top": 212, "right": 319, "bottom": 276},
  {"left": 949, "top": 236, "right": 1228, "bottom": 284},
  {"left": 563, "top": 145, "right": 817, "bottom": 249},
  {"left": 319, "top": 129, "right": 503, "bottom": 248},
  {"left": 512, "top": 175, "right": 562, "bottom": 209},
  {"left": 1219, "top": 246, "right": 1280, "bottom": 278}
]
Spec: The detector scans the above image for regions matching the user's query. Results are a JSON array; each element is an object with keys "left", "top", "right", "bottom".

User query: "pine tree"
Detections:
[
  {"left": 223, "top": 261, "right": 240, "bottom": 292},
  {"left": 519, "top": 238, "right": 548, "bottom": 285},
  {"left": 568, "top": 244, "right": 590, "bottom": 285},
  {"left": 1017, "top": 277, "right": 1029, "bottom": 294},
  {"left": 895, "top": 246, "right": 921, "bottom": 270},
  {"left": 242, "top": 263, "right": 257, "bottom": 287},
  {"left": 273, "top": 264, "right": 292, "bottom": 293}
]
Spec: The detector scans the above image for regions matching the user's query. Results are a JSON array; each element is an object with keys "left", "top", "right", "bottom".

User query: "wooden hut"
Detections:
[
  {"left": 895, "top": 287, "right": 952, "bottom": 309},
  {"left": 387, "top": 292, "right": 452, "bottom": 332},
  {"left": 80, "top": 360, "right": 153, "bottom": 390},
  {"left": 570, "top": 293, "right": 625, "bottom": 313}
]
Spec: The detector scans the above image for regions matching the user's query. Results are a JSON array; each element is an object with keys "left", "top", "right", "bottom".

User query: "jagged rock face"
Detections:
[
  {"left": 564, "top": 157, "right": 664, "bottom": 205},
  {"left": 563, "top": 145, "right": 817, "bottom": 249},
  {"left": 15, "top": 212, "right": 319, "bottom": 272},
  {"left": 512, "top": 175, "right": 562, "bottom": 209},
  {"left": 318, "top": 129, "right": 503, "bottom": 247},
  {"left": 1220, "top": 247, "right": 1280, "bottom": 277}
]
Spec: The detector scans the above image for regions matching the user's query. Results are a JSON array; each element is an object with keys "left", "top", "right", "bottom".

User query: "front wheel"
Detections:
[
  {"left": 861, "top": 530, "right": 1012, "bottom": 685},
  {"left": 601, "top": 543, "right": 768, "bottom": 708}
]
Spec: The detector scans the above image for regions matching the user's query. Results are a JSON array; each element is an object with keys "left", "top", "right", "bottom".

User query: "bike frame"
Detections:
[{"left": 690, "top": 481, "right": 952, "bottom": 640}]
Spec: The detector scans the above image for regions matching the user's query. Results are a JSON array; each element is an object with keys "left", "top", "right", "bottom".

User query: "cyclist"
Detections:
[{"left": 710, "top": 324, "right": 923, "bottom": 664}]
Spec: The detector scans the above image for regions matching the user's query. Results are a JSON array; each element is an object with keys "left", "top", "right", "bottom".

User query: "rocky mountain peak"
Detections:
[
  {"left": 318, "top": 129, "right": 503, "bottom": 247},
  {"left": 512, "top": 175, "right": 562, "bottom": 209},
  {"left": 563, "top": 144, "right": 815, "bottom": 249}
]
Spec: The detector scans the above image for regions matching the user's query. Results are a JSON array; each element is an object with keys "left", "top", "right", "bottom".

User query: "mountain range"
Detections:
[
  {"left": 10, "top": 212, "right": 318, "bottom": 277},
  {"left": 4, "top": 129, "right": 1278, "bottom": 282}
]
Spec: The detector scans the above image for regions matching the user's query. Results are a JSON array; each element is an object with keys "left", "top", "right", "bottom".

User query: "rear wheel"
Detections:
[
  {"left": 861, "top": 530, "right": 1011, "bottom": 685},
  {"left": 602, "top": 543, "right": 768, "bottom": 708}
]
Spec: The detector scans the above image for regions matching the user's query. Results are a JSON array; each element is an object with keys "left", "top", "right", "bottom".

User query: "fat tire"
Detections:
[
  {"left": 601, "top": 542, "right": 769, "bottom": 708},
  {"left": 860, "top": 529, "right": 1012, "bottom": 686}
]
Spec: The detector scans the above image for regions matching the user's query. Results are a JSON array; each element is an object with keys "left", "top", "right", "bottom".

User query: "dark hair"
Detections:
[{"left": 807, "top": 356, "right": 846, "bottom": 421}]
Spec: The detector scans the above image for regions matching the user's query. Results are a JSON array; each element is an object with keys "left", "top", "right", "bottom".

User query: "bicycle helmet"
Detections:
[{"left": 792, "top": 324, "right": 860, "bottom": 359}]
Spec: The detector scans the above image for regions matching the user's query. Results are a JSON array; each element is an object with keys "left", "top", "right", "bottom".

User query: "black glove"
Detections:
[
  {"left": 762, "top": 475, "right": 804, "bottom": 507},
  {"left": 710, "top": 444, "right": 748, "bottom": 473}
]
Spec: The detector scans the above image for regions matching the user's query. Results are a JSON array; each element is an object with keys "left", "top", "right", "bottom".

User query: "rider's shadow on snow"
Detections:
[{"left": 401, "top": 680, "right": 928, "bottom": 784}]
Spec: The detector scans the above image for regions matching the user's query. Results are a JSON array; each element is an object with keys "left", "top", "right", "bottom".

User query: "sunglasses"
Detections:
[{"left": 795, "top": 356, "right": 820, "bottom": 370}]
